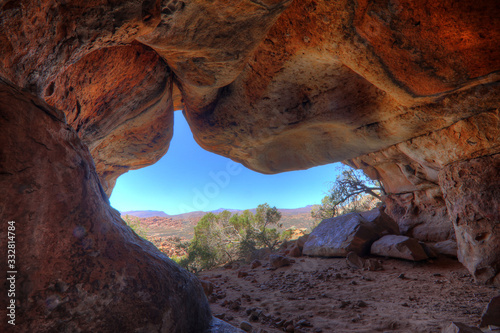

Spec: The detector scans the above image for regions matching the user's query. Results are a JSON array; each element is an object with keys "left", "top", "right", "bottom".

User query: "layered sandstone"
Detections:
[
  {"left": 44, "top": 43, "right": 174, "bottom": 194},
  {"left": 0, "top": 80, "right": 211, "bottom": 332},
  {"left": 179, "top": 0, "right": 500, "bottom": 173},
  {"left": 0, "top": 0, "right": 499, "bottom": 330}
]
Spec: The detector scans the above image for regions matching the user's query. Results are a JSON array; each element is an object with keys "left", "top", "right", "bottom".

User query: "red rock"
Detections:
[
  {"left": 288, "top": 244, "right": 302, "bottom": 258},
  {"left": 250, "top": 260, "right": 262, "bottom": 269},
  {"left": 431, "top": 240, "right": 458, "bottom": 258},
  {"left": 346, "top": 110, "right": 500, "bottom": 243},
  {"left": 0, "top": 81, "right": 211, "bottom": 332},
  {"left": 0, "top": 0, "right": 161, "bottom": 94},
  {"left": 180, "top": 0, "right": 499, "bottom": 174},
  {"left": 45, "top": 43, "right": 173, "bottom": 195},
  {"left": 346, "top": 252, "right": 366, "bottom": 270},
  {"left": 0, "top": 5, "right": 499, "bottom": 333},
  {"left": 296, "top": 234, "right": 310, "bottom": 251},
  {"left": 200, "top": 279, "right": 214, "bottom": 297},
  {"left": 238, "top": 270, "right": 249, "bottom": 278},
  {"left": 439, "top": 154, "right": 500, "bottom": 284}
]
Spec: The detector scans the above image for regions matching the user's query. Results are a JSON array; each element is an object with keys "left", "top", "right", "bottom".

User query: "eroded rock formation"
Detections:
[
  {"left": 44, "top": 43, "right": 174, "bottom": 194},
  {"left": 0, "top": 80, "right": 211, "bottom": 332},
  {"left": 1, "top": 0, "right": 499, "bottom": 330}
]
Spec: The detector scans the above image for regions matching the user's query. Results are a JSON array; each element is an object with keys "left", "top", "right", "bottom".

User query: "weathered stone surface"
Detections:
[
  {"left": 442, "top": 322, "right": 483, "bottom": 333},
  {"left": 384, "top": 188, "right": 452, "bottom": 242},
  {"left": 480, "top": 295, "right": 500, "bottom": 327},
  {"left": 200, "top": 279, "right": 214, "bottom": 297},
  {"left": 0, "top": 80, "right": 211, "bottom": 332},
  {"left": 353, "top": 0, "right": 500, "bottom": 97},
  {"left": 240, "top": 321, "right": 253, "bottom": 332},
  {"left": 181, "top": 0, "right": 500, "bottom": 174},
  {"left": 138, "top": 0, "right": 292, "bottom": 111},
  {"left": 0, "top": 6, "right": 499, "bottom": 333},
  {"left": 371, "top": 235, "right": 429, "bottom": 261},
  {"left": 432, "top": 240, "right": 459, "bottom": 258},
  {"left": 44, "top": 43, "right": 174, "bottom": 195},
  {"left": 439, "top": 154, "right": 500, "bottom": 284},
  {"left": 0, "top": 0, "right": 161, "bottom": 95},
  {"left": 250, "top": 260, "right": 262, "bottom": 269},
  {"left": 303, "top": 208, "right": 399, "bottom": 257},
  {"left": 346, "top": 109, "right": 500, "bottom": 242},
  {"left": 420, "top": 242, "right": 438, "bottom": 259}
]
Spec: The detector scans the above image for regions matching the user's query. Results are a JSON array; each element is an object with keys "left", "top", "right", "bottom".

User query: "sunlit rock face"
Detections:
[
  {"left": 0, "top": 0, "right": 499, "bottom": 330},
  {"left": 179, "top": 0, "right": 499, "bottom": 174},
  {"left": 0, "top": 81, "right": 211, "bottom": 332},
  {"left": 44, "top": 43, "right": 174, "bottom": 195}
]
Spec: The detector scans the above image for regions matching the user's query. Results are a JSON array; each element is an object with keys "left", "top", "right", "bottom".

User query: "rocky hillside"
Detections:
[{"left": 123, "top": 206, "right": 316, "bottom": 239}]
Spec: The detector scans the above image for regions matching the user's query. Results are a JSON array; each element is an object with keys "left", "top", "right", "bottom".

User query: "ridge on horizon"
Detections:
[{"left": 121, "top": 205, "right": 316, "bottom": 218}]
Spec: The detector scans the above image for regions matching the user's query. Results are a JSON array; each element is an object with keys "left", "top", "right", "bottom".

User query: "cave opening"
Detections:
[{"left": 110, "top": 110, "right": 341, "bottom": 216}]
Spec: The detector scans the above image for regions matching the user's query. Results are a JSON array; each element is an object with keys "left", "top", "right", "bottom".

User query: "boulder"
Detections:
[
  {"left": 420, "top": 242, "right": 438, "bottom": 259},
  {"left": 240, "top": 321, "right": 253, "bottom": 332},
  {"left": 269, "top": 254, "right": 292, "bottom": 268},
  {"left": 287, "top": 244, "right": 302, "bottom": 258},
  {"left": 371, "top": 235, "right": 429, "bottom": 261},
  {"left": 480, "top": 295, "right": 500, "bottom": 328},
  {"left": 365, "top": 259, "right": 384, "bottom": 271},
  {"left": 442, "top": 322, "right": 482, "bottom": 333},
  {"left": 432, "top": 240, "right": 459, "bottom": 258},
  {"left": 296, "top": 234, "right": 310, "bottom": 250},
  {"left": 303, "top": 208, "right": 399, "bottom": 257}
]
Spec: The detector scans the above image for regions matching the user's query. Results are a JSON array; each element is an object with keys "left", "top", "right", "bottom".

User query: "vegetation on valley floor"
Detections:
[{"left": 123, "top": 166, "right": 384, "bottom": 272}]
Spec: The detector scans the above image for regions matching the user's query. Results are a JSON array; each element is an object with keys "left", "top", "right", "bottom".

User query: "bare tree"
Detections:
[{"left": 311, "top": 166, "right": 385, "bottom": 221}]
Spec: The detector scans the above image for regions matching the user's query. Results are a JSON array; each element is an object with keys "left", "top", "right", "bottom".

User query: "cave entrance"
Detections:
[{"left": 110, "top": 109, "right": 340, "bottom": 236}]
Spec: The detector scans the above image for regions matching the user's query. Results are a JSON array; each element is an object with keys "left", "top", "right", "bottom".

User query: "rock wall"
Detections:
[
  {"left": 346, "top": 110, "right": 499, "bottom": 242},
  {"left": 439, "top": 154, "right": 500, "bottom": 285},
  {"left": 346, "top": 109, "right": 500, "bottom": 281},
  {"left": 44, "top": 43, "right": 174, "bottom": 194},
  {"left": 0, "top": 80, "right": 212, "bottom": 332}
]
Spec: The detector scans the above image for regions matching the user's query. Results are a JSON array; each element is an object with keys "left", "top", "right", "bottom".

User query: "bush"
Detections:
[
  {"left": 123, "top": 214, "right": 148, "bottom": 239},
  {"left": 182, "top": 203, "right": 283, "bottom": 271}
]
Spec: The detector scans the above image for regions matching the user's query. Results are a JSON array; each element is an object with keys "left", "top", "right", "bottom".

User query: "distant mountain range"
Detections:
[
  {"left": 122, "top": 206, "right": 317, "bottom": 239},
  {"left": 122, "top": 210, "right": 169, "bottom": 218},
  {"left": 122, "top": 205, "right": 315, "bottom": 219}
]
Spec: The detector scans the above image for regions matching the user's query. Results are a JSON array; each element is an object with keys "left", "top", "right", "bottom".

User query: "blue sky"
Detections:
[{"left": 110, "top": 111, "right": 342, "bottom": 215}]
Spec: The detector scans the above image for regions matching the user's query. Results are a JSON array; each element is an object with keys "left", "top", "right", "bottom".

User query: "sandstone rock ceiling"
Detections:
[
  {"left": 1, "top": 0, "right": 498, "bottom": 186},
  {"left": 1, "top": 1, "right": 499, "bottom": 331}
]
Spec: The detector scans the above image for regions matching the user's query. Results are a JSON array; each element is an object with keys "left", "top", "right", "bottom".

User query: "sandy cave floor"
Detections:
[{"left": 199, "top": 256, "right": 498, "bottom": 333}]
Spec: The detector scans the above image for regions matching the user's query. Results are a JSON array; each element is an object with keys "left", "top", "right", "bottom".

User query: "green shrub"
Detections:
[
  {"left": 183, "top": 203, "right": 283, "bottom": 271},
  {"left": 123, "top": 214, "right": 148, "bottom": 239}
]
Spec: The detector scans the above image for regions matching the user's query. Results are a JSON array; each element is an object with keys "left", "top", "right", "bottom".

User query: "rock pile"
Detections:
[{"left": 303, "top": 208, "right": 399, "bottom": 257}]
